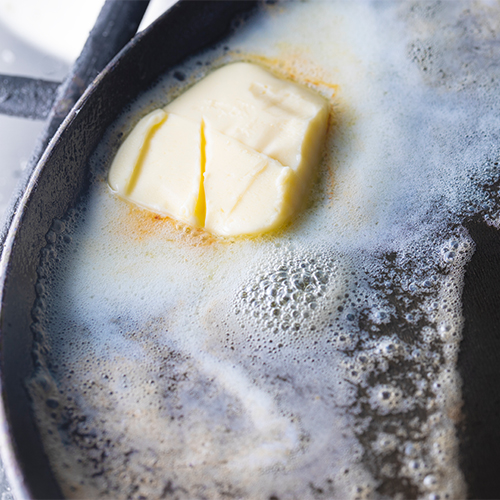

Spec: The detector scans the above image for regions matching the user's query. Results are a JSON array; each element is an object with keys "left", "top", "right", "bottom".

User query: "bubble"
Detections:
[
  {"left": 373, "top": 433, "right": 398, "bottom": 454},
  {"left": 368, "top": 384, "right": 412, "bottom": 415},
  {"left": 423, "top": 474, "right": 439, "bottom": 488},
  {"left": 51, "top": 219, "right": 66, "bottom": 234},
  {"left": 45, "top": 231, "right": 56, "bottom": 244},
  {"left": 233, "top": 249, "right": 347, "bottom": 340},
  {"left": 46, "top": 398, "right": 59, "bottom": 409}
]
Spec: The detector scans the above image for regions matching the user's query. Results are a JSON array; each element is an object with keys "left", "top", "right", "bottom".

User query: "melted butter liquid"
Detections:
[{"left": 29, "top": 1, "right": 500, "bottom": 498}]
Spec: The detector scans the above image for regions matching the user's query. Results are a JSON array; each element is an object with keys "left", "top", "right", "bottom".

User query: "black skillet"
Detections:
[
  {"left": 1, "top": 1, "right": 500, "bottom": 499},
  {"left": 0, "top": 2, "right": 256, "bottom": 498}
]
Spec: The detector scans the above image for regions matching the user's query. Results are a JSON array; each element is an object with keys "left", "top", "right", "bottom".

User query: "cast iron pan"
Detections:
[
  {"left": 1, "top": 2, "right": 500, "bottom": 499},
  {"left": 0, "top": 2, "right": 256, "bottom": 498}
]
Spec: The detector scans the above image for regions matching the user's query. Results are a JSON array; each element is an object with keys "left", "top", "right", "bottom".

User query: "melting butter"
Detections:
[{"left": 108, "top": 62, "right": 329, "bottom": 236}]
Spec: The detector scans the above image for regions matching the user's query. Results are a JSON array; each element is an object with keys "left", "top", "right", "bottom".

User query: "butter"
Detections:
[
  {"left": 109, "top": 110, "right": 204, "bottom": 226},
  {"left": 108, "top": 62, "right": 329, "bottom": 236},
  {"left": 204, "top": 125, "right": 294, "bottom": 235}
]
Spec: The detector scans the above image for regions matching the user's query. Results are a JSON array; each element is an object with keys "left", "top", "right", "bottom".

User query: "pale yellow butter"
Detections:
[
  {"left": 166, "top": 62, "right": 328, "bottom": 175},
  {"left": 108, "top": 62, "right": 329, "bottom": 236},
  {"left": 109, "top": 110, "right": 204, "bottom": 226},
  {"left": 204, "top": 125, "right": 294, "bottom": 236}
]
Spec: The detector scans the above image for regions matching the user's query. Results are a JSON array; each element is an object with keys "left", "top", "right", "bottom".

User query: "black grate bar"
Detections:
[{"left": 0, "top": 75, "right": 60, "bottom": 120}]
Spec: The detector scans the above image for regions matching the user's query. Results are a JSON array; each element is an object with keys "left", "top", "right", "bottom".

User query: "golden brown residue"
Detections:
[
  {"left": 239, "top": 51, "right": 339, "bottom": 99},
  {"left": 112, "top": 196, "right": 220, "bottom": 248},
  {"left": 108, "top": 192, "right": 290, "bottom": 249},
  {"left": 322, "top": 102, "right": 356, "bottom": 205}
]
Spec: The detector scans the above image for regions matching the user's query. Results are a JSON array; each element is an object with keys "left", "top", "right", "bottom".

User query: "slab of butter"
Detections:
[{"left": 108, "top": 62, "right": 329, "bottom": 236}]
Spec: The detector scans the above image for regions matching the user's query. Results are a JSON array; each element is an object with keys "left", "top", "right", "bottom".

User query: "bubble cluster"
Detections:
[{"left": 235, "top": 250, "right": 346, "bottom": 335}]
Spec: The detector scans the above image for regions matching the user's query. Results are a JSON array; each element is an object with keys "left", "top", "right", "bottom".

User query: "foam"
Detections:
[{"left": 27, "top": 0, "right": 500, "bottom": 498}]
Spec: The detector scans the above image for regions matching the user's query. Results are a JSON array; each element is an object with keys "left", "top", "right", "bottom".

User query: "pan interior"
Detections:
[{"left": 28, "top": 1, "right": 500, "bottom": 498}]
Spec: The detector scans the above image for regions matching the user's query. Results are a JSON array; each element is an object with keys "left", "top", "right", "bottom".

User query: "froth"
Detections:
[{"left": 27, "top": 0, "right": 500, "bottom": 498}]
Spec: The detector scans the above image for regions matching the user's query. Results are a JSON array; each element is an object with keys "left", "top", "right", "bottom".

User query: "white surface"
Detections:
[
  {"left": 0, "top": 0, "right": 178, "bottom": 64},
  {"left": 0, "top": 12, "right": 71, "bottom": 224},
  {"left": 0, "top": 0, "right": 105, "bottom": 63}
]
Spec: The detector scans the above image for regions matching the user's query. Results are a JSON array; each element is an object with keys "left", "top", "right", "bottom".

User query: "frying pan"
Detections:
[
  {"left": 1, "top": 1, "right": 500, "bottom": 499},
  {"left": 0, "top": 2, "right": 256, "bottom": 498}
]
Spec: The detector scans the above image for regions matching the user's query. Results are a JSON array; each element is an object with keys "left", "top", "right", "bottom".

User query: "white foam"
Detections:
[{"left": 27, "top": 0, "right": 500, "bottom": 498}]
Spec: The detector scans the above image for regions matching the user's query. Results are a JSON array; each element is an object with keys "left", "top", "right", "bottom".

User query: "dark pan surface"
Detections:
[{"left": 459, "top": 219, "right": 500, "bottom": 498}]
